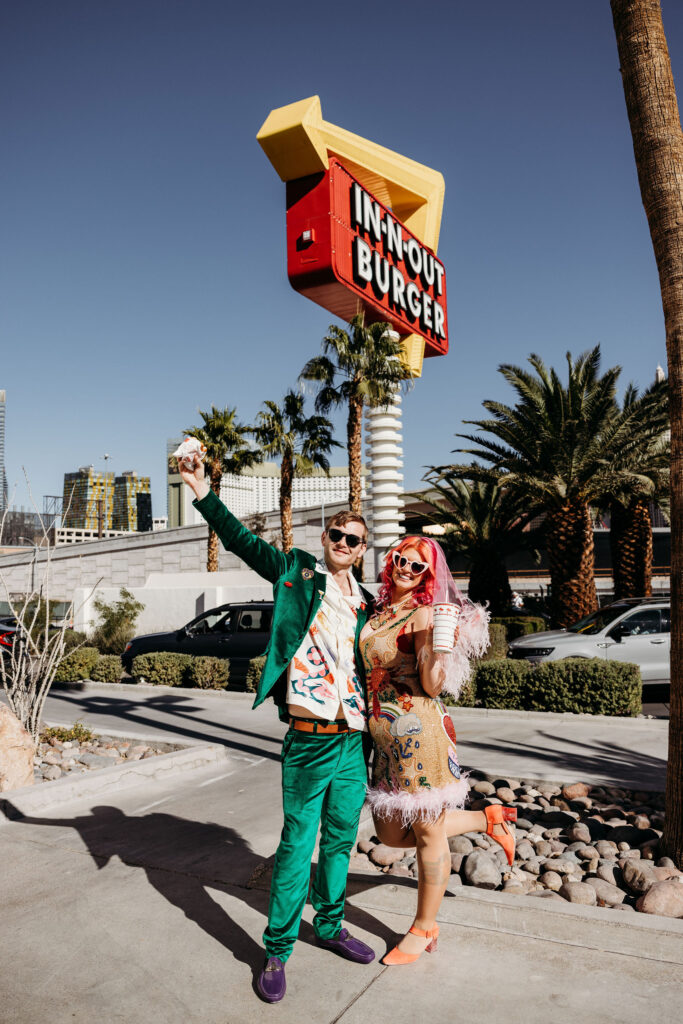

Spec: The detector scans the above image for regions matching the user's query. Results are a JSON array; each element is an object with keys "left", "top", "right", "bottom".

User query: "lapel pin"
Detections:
[{"left": 301, "top": 568, "right": 314, "bottom": 580}]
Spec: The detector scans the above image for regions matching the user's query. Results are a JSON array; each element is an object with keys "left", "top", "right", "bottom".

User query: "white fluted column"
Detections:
[{"left": 365, "top": 391, "right": 404, "bottom": 581}]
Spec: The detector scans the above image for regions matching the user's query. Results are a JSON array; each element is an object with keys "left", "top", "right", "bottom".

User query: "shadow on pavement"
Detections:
[
  {"left": 0, "top": 803, "right": 400, "bottom": 978},
  {"left": 47, "top": 690, "right": 283, "bottom": 761},
  {"left": 462, "top": 731, "right": 666, "bottom": 790}
]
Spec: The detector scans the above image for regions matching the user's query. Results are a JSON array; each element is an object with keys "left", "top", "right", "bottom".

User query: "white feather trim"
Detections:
[{"left": 365, "top": 776, "right": 470, "bottom": 827}]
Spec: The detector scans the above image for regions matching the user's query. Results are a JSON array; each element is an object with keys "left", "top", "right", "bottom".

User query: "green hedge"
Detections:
[
  {"left": 481, "top": 622, "right": 507, "bottom": 661},
  {"left": 491, "top": 616, "right": 547, "bottom": 640},
  {"left": 472, "top": 658, "right": 641, "bottom": 716},
  {"left": 54, "top": 646, "right": 99, "bottom": 682},
  {"left": 62, "top": 629, "right": 88, "bottom": 653},
  {"left": 131, "top": 652, "right": 192, "bottom": 687},
  {"left": 246, "top": 655, "right": 267, "bottom": 693},
  {"left": 185, "top": 656, "right": 230, "bottom": 690},
  {"left": 90, "top": 654, "right": 123, "bottom": 684}
]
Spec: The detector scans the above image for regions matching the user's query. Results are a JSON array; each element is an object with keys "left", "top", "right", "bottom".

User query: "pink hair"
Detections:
[{"left": 376, "top": 535, "right": 438, "bottom": 610}]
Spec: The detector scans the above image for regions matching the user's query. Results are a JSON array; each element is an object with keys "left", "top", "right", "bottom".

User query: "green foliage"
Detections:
[
  {"left": 441, "top": 675, "right": 477, "bottom": 708},
  {"left": 480, "top": 623, "right": 507, "bottom": 660},
  {"left": 54, "top": 646, "right": 99, "bottom": 682},
  {"left": 472, "top": 658, "right": 641, "bottom": 716},
  {"left": 41, "top": 720, "right": 94, "bottom": 743},
  {"left": 131, "top": 652, "right": 192, "bottom": 686},
  {"left": 185, "top": 656, "right": 230, "bottom": 690},
  {"left": 62, "top": 629, "right": 88, "bottom": 653},
  {"left": 90, "top": 588, "right": 145, "bottom": 655},
  {"left": 90, "top": 654, "right": 123, "bottom": 684},
  {"left": 474, "top": 659, "right": 531, "bottom": 709},
  {"left": 491, "top": 616, "right": 547, "bottom": 640},
  {"left": 528, "top": 659, "right": 642, "bottom": 716},
  {"left": 246, "top": 655, "right": 267, "bottom": 693}
]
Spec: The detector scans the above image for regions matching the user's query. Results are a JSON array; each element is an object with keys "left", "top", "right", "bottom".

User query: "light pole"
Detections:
[{"left": 99, "top": 453, "right": 113, "bottom": 538}]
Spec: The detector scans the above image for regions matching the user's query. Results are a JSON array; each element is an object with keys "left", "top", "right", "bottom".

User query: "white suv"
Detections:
[{"left": 507, "top": 599, "right": 670, "bottom": 684}]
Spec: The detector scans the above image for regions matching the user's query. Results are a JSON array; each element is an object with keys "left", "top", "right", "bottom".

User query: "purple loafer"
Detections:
[
  {"left": 316, "top": 927, "right": 375, "bottom": 964},
  {"left": 257, "top": 956, "right": 286, "bottom": 1002}
]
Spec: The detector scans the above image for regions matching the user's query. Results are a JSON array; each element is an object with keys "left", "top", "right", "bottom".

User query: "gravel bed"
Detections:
[
  {"left": 356, "top": 776, "right": 683, "bottom": 920},
  {"left": 34, "top": 734, "right": 182, "bottom": 783}
]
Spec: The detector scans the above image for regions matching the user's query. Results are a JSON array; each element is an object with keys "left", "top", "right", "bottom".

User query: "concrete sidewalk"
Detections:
[{"left": 1, "top": 727, "right": 680, "bottom": 1024}]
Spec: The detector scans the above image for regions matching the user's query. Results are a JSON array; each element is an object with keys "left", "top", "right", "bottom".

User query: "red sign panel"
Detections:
[{"left": 286, "top": 159, "right": 448, "bottom": 358}]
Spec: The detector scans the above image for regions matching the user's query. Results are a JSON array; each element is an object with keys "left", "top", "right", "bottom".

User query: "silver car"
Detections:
[{"left": 507, "top": 599, "right": 670, "bottom": 684}]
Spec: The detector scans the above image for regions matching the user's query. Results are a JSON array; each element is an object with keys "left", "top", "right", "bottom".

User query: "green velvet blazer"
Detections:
[{"left": 193, "top": 489, "right": 374, "bottom": 719}]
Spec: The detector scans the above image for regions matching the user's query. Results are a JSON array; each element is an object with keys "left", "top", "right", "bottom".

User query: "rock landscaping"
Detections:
[
  {"left": 356, "top": 776, "right": 683, "bottom": 920},
  {"left": 33, "top": 734, "right": 181, "bottom": 784}
]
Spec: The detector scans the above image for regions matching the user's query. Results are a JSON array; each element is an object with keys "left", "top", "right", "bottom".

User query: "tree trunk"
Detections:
[
  {"left": 610, "top": 498, "right": 653, "bottom": 598},
  {"left": 611, "top": 0, "right": 683, "bottom": 867},
  {"left": 206, "top": 461, "right": 222, "bottom": 572},
  {"left": 545, "top": 501, "right": 598, "bottom": 628},
  {"left": 347, "top": 394, "right": 364, "bottom": 514},
  {"left": 467, "top": 555, "right": 512, "bottom": 616},
  {"left": 280, "top": 453, "right": 294, "bottom": 553}
]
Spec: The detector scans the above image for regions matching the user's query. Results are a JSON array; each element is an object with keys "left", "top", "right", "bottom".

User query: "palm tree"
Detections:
[
  {"left": 459, "top": 348, "right": 666, "bottom": 628},
  {"left": 300, "top": 313, "right": 411, "bottom": 515},
  {"left": 254, "top": 391, "right": 339, "bottom": 552},
  {"left": 420, "top": 467, "right": 539, "bottom": 615},
  {"left": 611, "top": 0, "right": 683, "bottom": 865},
  {"left": 597, "top": 380, "right": 670, "bottom": 599},
  {"left": 184, "top": 406, "right": 260, "bottom": 571}
]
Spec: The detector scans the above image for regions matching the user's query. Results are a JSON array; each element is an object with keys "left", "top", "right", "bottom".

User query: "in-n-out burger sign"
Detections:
[{"left": 286, "top": 158, "right": 448, "bottom": 358}]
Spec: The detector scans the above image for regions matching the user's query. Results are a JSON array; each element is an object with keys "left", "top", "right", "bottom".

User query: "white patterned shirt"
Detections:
[{"left": 286, "top": 559, "right": 367, "bottom": 731}]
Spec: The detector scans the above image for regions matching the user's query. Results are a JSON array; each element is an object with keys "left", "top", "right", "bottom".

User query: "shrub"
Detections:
[
  {"left": 131, "top": 652, "right": 192, "bottom": 687},
  {"left": 491, "top": 616, "right": 547, "bottom": 640},
  {"left": 90, "top": 654, "right": 123, "bottom": 684},
  {"left": 441, "top": 674, "right": 476, "bottom": 708},
  {"left": 472, "top": 657, "right": 641, "bottom": 716},
  {"left": 527, "top": 659, "right": 641, "bottom": 716},
  {"left": 41, "top": 720, "right": 94, "bottom": 744},
  {"left": 480, "top": 622, "right": 507, "bottom": 661},
  {"left": 186, "top": 656, "right": 230, "bottom": 690},
  {"left": 246, "top": 655, "right": 266, "bottom": 693},
  {"left": 474, "top": 658, "right": 531, "bottom": 709},
  {"left": 90, "top": 588, "right": 145, "bottom": 655},
  {"left": 54, "top": 646, "right": 100, "bottom": 682},
  {"left": 62, "top": 629, "right": 88, "bottom": 653}
]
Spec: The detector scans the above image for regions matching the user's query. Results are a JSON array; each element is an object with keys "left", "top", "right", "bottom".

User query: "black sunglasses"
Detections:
[
  {"left": 327, "top": 527, "right": 365, "bottom": 549},
  {"left": 392, "top": 551, "right": 428, "bottom": 575}
]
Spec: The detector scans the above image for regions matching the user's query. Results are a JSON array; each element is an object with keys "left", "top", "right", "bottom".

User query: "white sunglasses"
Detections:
[{"left": 392, "top": 551, "right": 428, "bottom": 576}]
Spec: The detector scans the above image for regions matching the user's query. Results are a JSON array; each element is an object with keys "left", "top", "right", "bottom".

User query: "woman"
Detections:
[{"left": 360, "top": 535, "right": 516, "bottom": 965}]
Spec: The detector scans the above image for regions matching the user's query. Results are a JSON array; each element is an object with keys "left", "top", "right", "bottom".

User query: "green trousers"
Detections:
[{"left": 263, "top": 728, "right": 367, "bottom": 962}]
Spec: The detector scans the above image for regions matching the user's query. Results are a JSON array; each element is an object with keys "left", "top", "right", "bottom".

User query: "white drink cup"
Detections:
[{"left": 433, "top": 603, "right": 461, "bottom": 652}]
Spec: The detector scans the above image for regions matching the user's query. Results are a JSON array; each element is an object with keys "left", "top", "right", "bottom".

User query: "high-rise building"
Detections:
[
  {"left": 62, "top": 467, "right": 115, "bottom": 530},
  {"left": 112, "top": 471, "right": 152, "bottom": 531},
  {"left": 0, "top": 390, "right": 7, "bottom": 513}
]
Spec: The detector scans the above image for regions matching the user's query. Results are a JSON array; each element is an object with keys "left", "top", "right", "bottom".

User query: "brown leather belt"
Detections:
[{"left": 289, "top": 717, "right": 350, "bottom": 735}]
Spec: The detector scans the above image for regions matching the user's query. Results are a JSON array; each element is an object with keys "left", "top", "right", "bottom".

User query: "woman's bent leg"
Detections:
[
  {"left": 392, "top": 815, "right": 451, "bottom": 957},
  {"left": 372, "top": 813, "right": 416, "bottom": 849},
  {"left": 444, "top": 809, "right": 487, "bottom": 837}
]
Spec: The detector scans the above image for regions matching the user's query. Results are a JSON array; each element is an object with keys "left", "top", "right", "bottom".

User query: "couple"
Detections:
[{"left": 179, "top": 460, "right": 515, "bottom": 1003}]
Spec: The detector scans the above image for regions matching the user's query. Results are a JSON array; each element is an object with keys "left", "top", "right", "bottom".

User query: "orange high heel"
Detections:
[
  {"left": 484, "top": 804, "right": 517, "bottom": 866},
  {"left": 382, "top": 925, "right": 439, "bottom": 966}
]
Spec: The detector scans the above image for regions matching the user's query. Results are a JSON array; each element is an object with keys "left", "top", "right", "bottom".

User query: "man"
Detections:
[{"left": 179, "top": 456, "right": 375, "bottom": 1003}]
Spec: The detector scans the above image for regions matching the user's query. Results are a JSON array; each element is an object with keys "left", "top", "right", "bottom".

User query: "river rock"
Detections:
[
  {"left": 595, "top": 840, "right": 618, "bottom": 859},
  {"left": 636, "top": 879, "right": 683, "bottom": 918},
  {"left": 357, "top": 839, "right": 376, "bottom": 855},
  {"left": 462, "top": 849, "right": 502, "bottom": 889},
  {"left": 585, "top": 877, "right": 626, "bottom": 907},
  {"left": 516, "top": 839, "right": 536, "bottom": 861},
  {"left": 596, "top": 863, "right": 617, "bottom": 885},
  {"left": 562, "top": 782, "right": 591, "bottom": 801},
  {"left": 535, "top": 840, "right": 553, "bottom": 858},
  {"left": 450, "top": 852, "right": 464, "bottom": 874},
  {"left": 633, "top": 814, "right": 651, "bottom": 830},
  {"left": 622, "top": 860, "right": 658, "bottom": 894},
  {"left": 568, "top": 822, "right": 592, "bottom": 844},
  {"left": 472, "top": 780, "right": 495, "bottom": 796},
  {"left": 496, "top": 786, "right": 516, "bottom": 803},
  {"left": 538, "top": 871, "right": 563, "bottom": 891},
  {"left": 0, "top": 706, "right": 35, "bottom": 791},
  {"left": 448, "top": 835, "right": 474, "bottom": 855},
  {"left": 369, "top": 844, "right": 405, "bottom": 868},
  {"left": 559, "top": 881, "right": 597, "bottom": 906}
]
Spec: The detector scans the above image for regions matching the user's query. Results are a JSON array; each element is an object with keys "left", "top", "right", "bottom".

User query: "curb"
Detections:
[
  {"left": 51, "top": 680, "right": 255, "bottom": 701},
  {"left": 0, "top": 743, "right": 230, "bottom": 823},
  {"left": 350, "top": 877, "right": 683, "bottom": 965}
]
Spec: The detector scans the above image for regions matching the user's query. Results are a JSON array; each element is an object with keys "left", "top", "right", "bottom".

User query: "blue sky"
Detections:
[{"left": 3, "top": 1, "right": 682, "bottom": 519}]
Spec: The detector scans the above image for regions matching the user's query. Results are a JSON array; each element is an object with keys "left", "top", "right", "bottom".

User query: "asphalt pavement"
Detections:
[{"left": 0, "top": 684, "right": 678, "bottom": 1024}]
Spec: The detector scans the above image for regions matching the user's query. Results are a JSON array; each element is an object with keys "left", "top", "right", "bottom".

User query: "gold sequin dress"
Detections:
[{"left": 360, "top": 607, "right": 470, "bottom": 826}]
